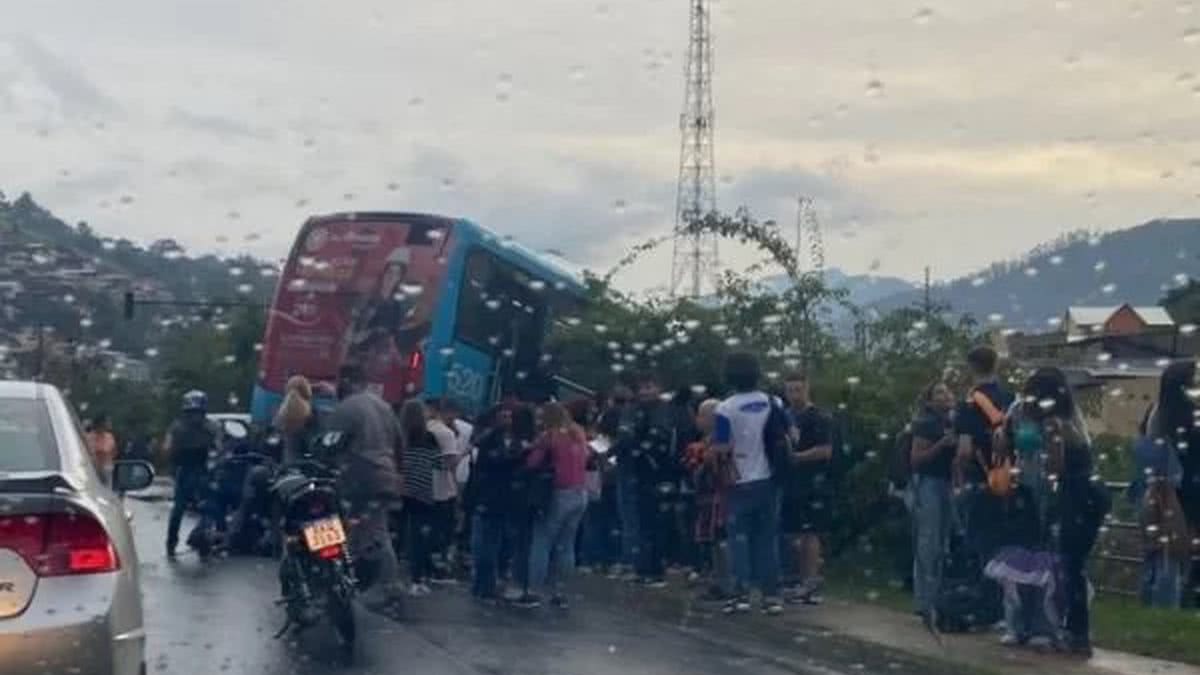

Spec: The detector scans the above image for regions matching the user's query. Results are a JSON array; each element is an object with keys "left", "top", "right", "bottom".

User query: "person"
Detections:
[
  {"left": 955, "top": 345, "right": 1015, "bottom": 560},
  {"left": 398, "top": 399, "right": 440, "bottom": 596},
  {"left": 468, "top": 405, "right": 524, "bottom": 601},
  {"left": 273, "top": 375, "right": 320, "bottom": 463},
  {"left": 498, "top": 404, "right": 538, "bottom": 599},
  {"left": 605, "top": 386, "right": 638, "bottom": 578},
  {"left": 85, "top": 414, "right": 118, "bottom": 486},
  {"left": 781, "top": 371, "right": 833, "bottom": 605},
  {"left": 1137, "top": 360, "right": 1197, "bottom": 608},
  {"left": 615, "top": 373, "right": 680, "bottom": 587},
  {"left": 518, "top": 402, "right": 590, "bottom": 609},
  {"left": 164, "top": 391, "right": 221, "bottom": 558},
  {"left": 908, "top": 381, "right": 957, "bottom": 625},
  {"left": 713, "top": 352, "right": 785, "bottom": 616},
  {"left": 427, "top": 399, "right": 466, "bottom": 582},
  {"left": 325, "top": 363, "right": 405, "bottom": 605},
  {"left": 989, "top": 368, "right": 1106, "bottom": 656},
  {"left": 683, "top": 398, "right": 733, "bottom": 601}
]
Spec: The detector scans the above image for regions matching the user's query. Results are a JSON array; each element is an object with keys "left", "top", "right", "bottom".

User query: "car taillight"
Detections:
[
  {"left": 0, "top": 512, "right": 119, "bottom": 576},
  {"left": 316, "top": 545, "right": 343, "bottom": 560}
]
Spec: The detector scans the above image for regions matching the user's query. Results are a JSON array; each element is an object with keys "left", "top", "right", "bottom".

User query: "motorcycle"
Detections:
[{"left": 271, "top": 431, "right": 358, "bottom": 661}]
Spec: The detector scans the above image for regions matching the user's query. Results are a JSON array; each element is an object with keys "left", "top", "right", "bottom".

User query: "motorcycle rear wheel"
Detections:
[{"left": 328, "top": 589, "right": 356, "bottom": 664}]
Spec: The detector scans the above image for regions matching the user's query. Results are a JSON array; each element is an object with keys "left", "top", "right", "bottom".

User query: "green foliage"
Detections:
[{"left": 1163, "top": 280, "right": 1200, "bottom": 326}]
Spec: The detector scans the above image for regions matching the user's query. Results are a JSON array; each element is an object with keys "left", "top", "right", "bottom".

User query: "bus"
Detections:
[{"left": 250, "top": 212, "right": 589, "bottom": 423}]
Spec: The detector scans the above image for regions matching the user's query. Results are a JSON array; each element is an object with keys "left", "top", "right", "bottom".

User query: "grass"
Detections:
[{"left": 824, "top": 554, "right": 1200, "bottom": 666}]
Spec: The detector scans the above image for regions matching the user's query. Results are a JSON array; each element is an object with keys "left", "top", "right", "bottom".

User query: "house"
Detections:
[{"left": 1064, "top": 304, "right": 1175, "bottom": 342}]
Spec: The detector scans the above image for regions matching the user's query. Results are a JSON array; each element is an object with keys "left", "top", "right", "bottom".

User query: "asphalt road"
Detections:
[{"left": 127, "top": 497, "right": 952, "bottom": 675}]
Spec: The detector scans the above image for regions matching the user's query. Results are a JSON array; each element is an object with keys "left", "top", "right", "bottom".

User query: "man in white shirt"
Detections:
[
  {"left": 427, "top": 399, "right": 466, "bottom": 582},
  {"left": 713, "top": 352, "right": 785, "bottom": 616}
]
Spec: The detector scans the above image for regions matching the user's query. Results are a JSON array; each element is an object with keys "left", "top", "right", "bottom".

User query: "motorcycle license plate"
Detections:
[{"left": 302, "top": 516, "right": 347, "bottom": 552}]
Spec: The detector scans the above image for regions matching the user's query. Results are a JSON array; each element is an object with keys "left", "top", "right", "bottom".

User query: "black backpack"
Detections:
[
  {"left": 763, "top": 398, "right": 794, "bottom": 485},
  {"left": 172, "top": 419, "right": 216, "bottom": 469},
  {"left": 888, "top": 426, "right": 914, "bottom": 490}
]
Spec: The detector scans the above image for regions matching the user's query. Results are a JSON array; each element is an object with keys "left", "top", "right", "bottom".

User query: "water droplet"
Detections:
[
  {"left": 913, "top": 7, "right": 934, "bottom": 24},
  {"left": 1024, "top": 267, "right": 1039, "bottom": 277},
  {"left": 971, "top": 277, "right": 986, "bottom": 287},
  {"left": 1184, "top": 27, "right": 1200, "bottom": 44},
  {"left": 1050, "top": 255, "right": 1064, "bottom": 265},
  {"left": 144, "top": 347, "right": 159, "bottom": 358},
  {"left": 865, "top": 79, "right": 885, "bottom": 98},
  {"left": 1101, "top": 282, "right": 1117, "bottom": 294},
  {"left": 613, "top": 199, "right": 627, "bottom": 215},
  {"left": 1093, "top": 260, "right": 1107, "bottom": 272}
]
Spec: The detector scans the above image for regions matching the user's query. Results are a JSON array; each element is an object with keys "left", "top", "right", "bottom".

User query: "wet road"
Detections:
[{"left": 128, "top": 498, "right": 953, "bottom": 675}]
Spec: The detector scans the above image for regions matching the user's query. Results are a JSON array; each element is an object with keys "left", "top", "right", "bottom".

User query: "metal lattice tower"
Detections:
[
  {"left": 795, "top": 196, "right": 826, "bottom": 279},
  {"left": 669, "top": 0, "right": 719, "bottom": 298}
]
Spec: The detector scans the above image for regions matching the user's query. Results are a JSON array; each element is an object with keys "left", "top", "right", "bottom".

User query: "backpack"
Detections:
[
  {"left": 172, "top": 419, "right": 216, "bottom": 469},
  {"left": 1142, "top": 479, "right": 1190, "bottom": 560},
  {"left": 763, "top": 398, "right": 794, "bottom": 485},
  {"left": 888, "top": 426, "right": 914, "bottom": 490}
]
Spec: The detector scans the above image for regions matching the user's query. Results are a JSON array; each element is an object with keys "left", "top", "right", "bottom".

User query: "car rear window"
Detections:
[{"left": 0, "top": 398, "right": 59, "bottom": 473}]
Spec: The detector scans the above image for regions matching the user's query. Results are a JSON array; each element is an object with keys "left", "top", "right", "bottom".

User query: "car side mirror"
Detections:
[{"left": 112, "top": 460, "right": 155, "bottom": 492}]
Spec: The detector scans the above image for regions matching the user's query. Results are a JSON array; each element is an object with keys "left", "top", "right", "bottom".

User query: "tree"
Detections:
[{"left": 1163, "top": 280, "right": 1200, "bottom": 326}]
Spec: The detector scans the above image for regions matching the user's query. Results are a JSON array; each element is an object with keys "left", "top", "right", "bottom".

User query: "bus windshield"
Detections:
[{"left": 255, "top": 214, "right": 455, "bottom": 409}]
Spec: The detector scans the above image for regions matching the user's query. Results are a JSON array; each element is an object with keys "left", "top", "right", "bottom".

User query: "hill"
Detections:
[
  {"left": 0, "top": 190, "right": 276, "bottom": 358},
  {"left": 873, "top": 219, "right": 1200, "bottom": 328}
]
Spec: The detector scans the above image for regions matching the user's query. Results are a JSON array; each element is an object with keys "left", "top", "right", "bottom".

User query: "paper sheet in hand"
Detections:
[{"left": 589, "top": 436, "right": 611, "bottom": 454}]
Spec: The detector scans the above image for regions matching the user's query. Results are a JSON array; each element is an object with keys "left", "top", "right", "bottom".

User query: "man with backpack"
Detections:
[
  {"left": 781, "top": 371, "right": 833, "bottom": 606},
  {"left": 713, "top": 352, "right": 787, "bottom": 616},
  {"left": 164, "top": 390, "right": 222, "bottom": 558},
  {"left": 954, "top": 346, "right": 1014, "bottom": 570}
]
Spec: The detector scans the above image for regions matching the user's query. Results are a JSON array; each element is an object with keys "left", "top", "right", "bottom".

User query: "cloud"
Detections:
[{"left": 0, "top": 0, "right": 1197, "bottom": 296}]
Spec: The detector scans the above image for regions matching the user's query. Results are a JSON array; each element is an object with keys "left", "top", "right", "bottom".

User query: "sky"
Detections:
[{"left": 2, "top": 0, "right": 1199, "bottom": 295}]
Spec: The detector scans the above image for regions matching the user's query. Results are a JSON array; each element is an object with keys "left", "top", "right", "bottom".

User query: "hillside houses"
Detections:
[{"left": 998, "top": 304, "right": 1198, "bottom": 436}]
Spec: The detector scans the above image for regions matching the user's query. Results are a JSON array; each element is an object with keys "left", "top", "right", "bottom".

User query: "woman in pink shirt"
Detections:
[{"left": 517, "top": 402, "right": 590, "bottom": 609}]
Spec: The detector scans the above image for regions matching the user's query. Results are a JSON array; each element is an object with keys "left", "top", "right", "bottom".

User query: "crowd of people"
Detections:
[{"left": 86, "top": 344, "right": 1198, "bottom": 663}]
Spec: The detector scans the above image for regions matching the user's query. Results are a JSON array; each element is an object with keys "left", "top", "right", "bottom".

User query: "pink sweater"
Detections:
[{"left": 526, "top": 428, "right": 589, "bottom": 489}]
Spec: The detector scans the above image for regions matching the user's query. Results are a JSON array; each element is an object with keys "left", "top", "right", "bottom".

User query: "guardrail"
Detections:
[{"left": 1091, "top": 480, "right": 1199, "bottom": 598}]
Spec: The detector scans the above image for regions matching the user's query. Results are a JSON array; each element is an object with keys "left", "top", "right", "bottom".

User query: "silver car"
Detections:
[{"left": 0, "top": 381, "right": 154, "bottom": 675}]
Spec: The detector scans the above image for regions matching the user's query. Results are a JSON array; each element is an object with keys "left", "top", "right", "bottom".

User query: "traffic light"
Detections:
[{"left": 123, "top": 291, "right": 134, "bottom": 320}]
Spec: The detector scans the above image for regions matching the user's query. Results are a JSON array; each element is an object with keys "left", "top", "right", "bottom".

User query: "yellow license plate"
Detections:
[{"left": 302, "top": 516, "right": 347, "bottom": 552}]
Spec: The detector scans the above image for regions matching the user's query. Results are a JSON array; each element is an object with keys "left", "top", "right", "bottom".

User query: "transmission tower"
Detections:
[
  {"left": 669, "top": 0, "right": 720, "bottom": 298},
  {"left": 795, "top": 196, "right": 825, "bottom": 279}
]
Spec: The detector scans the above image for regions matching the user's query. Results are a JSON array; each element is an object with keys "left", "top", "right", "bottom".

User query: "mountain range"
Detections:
[
  {"left": 2, "top": 188, "right": 1198, "bottom": 357},
  {"left": 871, "top": 218, "right": 1200, "bottom": 329}
]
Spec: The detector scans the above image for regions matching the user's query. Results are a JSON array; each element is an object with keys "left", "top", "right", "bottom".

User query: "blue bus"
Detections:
[{"left": 250, "top": 212, "right": 589, "bottom": 423}]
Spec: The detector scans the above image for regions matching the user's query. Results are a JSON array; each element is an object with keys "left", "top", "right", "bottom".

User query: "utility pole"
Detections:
[
  {"left": 669, "top": 0, "right": 720, "bottom": 298},
  {"left": 922, "top": 266, "right": 932, "bottom": 318}
]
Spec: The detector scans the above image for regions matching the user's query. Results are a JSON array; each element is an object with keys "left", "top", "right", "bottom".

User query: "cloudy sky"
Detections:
[{"left": 1, "top": 0, "right": 1198, "bottom": 293}]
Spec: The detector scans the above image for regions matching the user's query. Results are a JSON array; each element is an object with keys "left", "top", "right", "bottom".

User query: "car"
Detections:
[{"left": 0, "top": 380, "right": 155, "bottom": 675}]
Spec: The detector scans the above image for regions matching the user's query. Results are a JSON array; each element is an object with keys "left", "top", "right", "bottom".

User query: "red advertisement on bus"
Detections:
[{"left": 257, "top": 215, "right": 455, "bottom": 404}]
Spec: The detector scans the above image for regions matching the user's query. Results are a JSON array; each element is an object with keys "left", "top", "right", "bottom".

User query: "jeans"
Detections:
[
  {"left": 166, "top": 466, "right": 208, "bottom": 551},
  {"left": 405, "top": 498, "right": 437, "bottom": 584},
  {"left": 911, "top": 474, "right": 953, "bottom": 614},
  {"left": 636, "top": 487, "right": 675, "bottom": 580},
  {"left": 1141, "top": 551, "right": 1185, "bottom": 608},
  {"left": 471, "top": 512, "right": 507, "bottom": 598},
  {"left": 348, "top": 496, "right": 401, "bottom": 590},
  {"left": 581, "top": 495, "right": 619, "bottom": 567},
  {"left": 503, "top": 510, "right": 533, "bottom": 592},
  {"left": 725, "top": 479, "right": 781, "bottom": 598},
  {"left": 616, "top": 472, "right": 641, "bottom": 567},
  {"left": 528, "top": 489, "right": 589, "bottom": 595}
]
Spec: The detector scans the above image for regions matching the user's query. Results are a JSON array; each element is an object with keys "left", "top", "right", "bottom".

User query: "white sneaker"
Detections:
[{"left": 408, "top": 583, "right": 432, "bottom": 597}]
